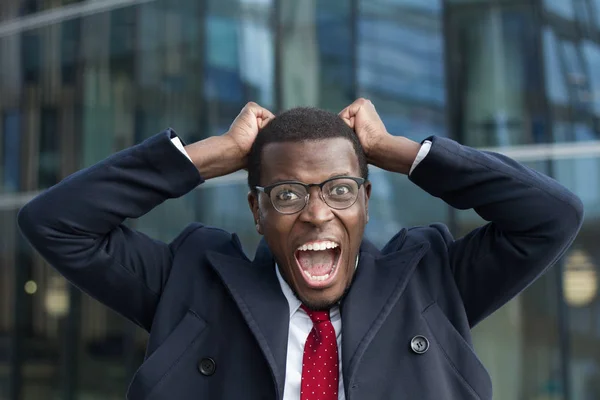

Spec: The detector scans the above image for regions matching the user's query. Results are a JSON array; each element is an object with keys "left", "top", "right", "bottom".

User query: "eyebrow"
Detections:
[{"left": 267, "top": 171, "right": 352, "bottom": 186}]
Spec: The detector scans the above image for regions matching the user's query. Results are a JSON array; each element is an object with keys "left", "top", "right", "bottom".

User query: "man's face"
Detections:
[{"left": 248, "top": 138, "right": 371, "bottom": 310}]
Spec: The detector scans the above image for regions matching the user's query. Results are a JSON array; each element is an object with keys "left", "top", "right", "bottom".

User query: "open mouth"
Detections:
[{"left": 294, "top": 240, "right": 342, "bottom": 288}]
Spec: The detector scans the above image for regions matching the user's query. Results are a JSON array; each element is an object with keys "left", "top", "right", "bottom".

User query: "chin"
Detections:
[{"left": 294, "top": 278, "right": 352, "bottom": 311}]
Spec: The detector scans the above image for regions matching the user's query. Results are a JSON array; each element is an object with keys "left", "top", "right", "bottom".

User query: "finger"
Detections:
[
  {"left": 258, "top": 109, "right": 276, "bottom": 129},
  {"left": 258, "top": 115, "right": 275, "bottom": 130},
  {"left": 338, "top": 106, "right": 350, "bottom": 118},
  {"left": 339, "top": 117, "right": 353, "bottom": 129},
  {"left": 249, "top": 104, "right": 275, "bottom": 121},
  {"left": 339, "top": 102, "right": 362, "bottom": 118},
  {"left": 341, "top": 98, "right": 370, "bottom": 118},
  {"left": 260, "top": 108, "right": 276, "bottom": 121},
  {"left": 338, "top": 107, "right": 353, "bottom": 127},
  {"left": 346, "top": 99, "right": 367, "bottom": 118}
]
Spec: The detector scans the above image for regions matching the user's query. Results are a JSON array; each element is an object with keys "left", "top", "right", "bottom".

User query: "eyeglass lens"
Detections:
[{"left": 270, "top": 178, "right": 360, "bottom": 213}]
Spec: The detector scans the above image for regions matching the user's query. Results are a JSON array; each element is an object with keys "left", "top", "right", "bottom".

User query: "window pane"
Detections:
[
  {"left": 38, "top": 108, "right": 59, "bottom": 189},
  {"left": 280, "top": 0, "right": 354, "bottom": 111},
  {"left": 2, "top": 110, "right": 21, "bottom": 193},
  {"left": 447, "top": 7, "right": 543, "bottom": 147},
  {"left": 544, "top": 0, "right": 576, "bottom": 19},
  {"left": 358, "top": 0, "right": 446, "bottom": 142},
  {"left": 582, "top": 41, "right": 600, "bottom": 117}
]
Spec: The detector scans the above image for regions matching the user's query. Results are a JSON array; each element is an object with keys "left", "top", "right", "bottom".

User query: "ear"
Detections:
[
  {"left": 364, "top": 181, "right": 372, "bottom": 223},
  {"left": 247, "top": 191, "right": 264, "bottom": 235}
]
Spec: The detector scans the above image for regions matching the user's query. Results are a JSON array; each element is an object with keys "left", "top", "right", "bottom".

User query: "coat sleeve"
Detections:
[
  {"left": 409, "top": 136, "right": 584, "bottom": 327},
  {"left": 17, "top": 129, "right": 204, "bottom": 331}
]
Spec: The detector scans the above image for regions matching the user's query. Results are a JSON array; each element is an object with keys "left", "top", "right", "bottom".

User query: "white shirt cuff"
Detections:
[
  {"left": 409, "top": 140, "right": 432, "bottom": 176},
  {"left": 171, "top": 137, "right": 193, "bottom": 162}
]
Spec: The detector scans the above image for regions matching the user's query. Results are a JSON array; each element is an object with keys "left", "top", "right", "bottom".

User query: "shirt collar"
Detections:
[
  {"left": 275, "top": 255, "right": 359, "bottom": 317},
  {"left": 276, "top": 265, "right": 303, "bottom": 316}
]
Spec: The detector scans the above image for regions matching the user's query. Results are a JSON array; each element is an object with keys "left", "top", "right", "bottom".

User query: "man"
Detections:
[{"left": 18, "top": 99, "right": 583, "bottom": 399}]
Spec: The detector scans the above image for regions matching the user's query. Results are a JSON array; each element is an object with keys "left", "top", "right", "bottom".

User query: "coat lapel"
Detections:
[
  {"left": 206, "top": 239, "right": 289, "bottom": 400},
  {"left": 341, "top": 234, "right": 430, "bottom": 393}
]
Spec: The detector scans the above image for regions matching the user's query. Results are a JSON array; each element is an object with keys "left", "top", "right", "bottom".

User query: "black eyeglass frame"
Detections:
[{"left": 255, "top": 176, "right": 367, "bottom": 215}]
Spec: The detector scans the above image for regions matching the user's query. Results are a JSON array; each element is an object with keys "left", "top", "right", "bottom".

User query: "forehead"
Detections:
[{"left": 260, "top": 138, "right": 360, "bottom": 185}]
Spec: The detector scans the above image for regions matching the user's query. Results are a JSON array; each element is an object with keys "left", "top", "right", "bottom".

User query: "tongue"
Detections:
[{"left": 297, "top": 249, "right": 336, "bottom": 276}]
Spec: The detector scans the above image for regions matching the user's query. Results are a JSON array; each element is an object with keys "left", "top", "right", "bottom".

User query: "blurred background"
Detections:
[{"left": 0, "top": 0, "right": 599, "bottom": 398}]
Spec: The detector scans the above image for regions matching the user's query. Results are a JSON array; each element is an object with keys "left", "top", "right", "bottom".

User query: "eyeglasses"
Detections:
[{"left": 255, "top": 176, "right": 366, "bottom": 215}]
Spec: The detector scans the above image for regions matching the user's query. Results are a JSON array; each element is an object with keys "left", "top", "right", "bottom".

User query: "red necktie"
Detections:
[{"left": 300, "top": 305, "right": 339, "bottom": 400}]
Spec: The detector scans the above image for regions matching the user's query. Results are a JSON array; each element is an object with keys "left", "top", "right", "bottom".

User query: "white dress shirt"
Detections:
[
  {"left": 275, "top": 266, "right": 345, "bottom": 399},
  {"left": 171, "top": 136, "right": 432, "bottom": 399}
]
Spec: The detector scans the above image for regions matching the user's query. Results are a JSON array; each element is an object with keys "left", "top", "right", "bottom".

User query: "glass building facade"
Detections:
[{"left": 0, "top": 0, "right": 598, "bottom": 398}]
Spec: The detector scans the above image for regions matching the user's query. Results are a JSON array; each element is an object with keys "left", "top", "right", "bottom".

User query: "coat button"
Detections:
[
  {"left": 198, "top": 357, "right": 216, "bottom": 376},
  {"left": 410, "top": 335, "right": 429, "bottom": 354}
]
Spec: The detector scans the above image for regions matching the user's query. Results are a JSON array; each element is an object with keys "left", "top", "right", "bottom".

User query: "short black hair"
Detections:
[{"left": 247, "top": 107, "right": 369, "bottom": 190}]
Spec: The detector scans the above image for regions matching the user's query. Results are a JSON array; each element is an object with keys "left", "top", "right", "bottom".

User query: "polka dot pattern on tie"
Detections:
[{"left": 300, "top": 305, "right": 338, "bottom": 400}]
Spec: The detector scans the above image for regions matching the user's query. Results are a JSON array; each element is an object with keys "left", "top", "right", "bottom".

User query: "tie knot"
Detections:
[{"left": 301, "top": 305, "right": 330, "bottom": 324}]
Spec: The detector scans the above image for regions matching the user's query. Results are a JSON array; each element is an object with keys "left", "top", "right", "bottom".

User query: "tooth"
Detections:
[{"left": 318, "top": 243, "right": 325, "bottom": 250}]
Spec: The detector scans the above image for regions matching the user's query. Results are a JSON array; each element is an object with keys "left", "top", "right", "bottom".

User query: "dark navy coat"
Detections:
[{"left": 17, "top": 130, "right": 584, "bottom": 399}]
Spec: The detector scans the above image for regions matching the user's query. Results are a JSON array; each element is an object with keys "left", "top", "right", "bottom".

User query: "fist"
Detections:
[
  {"left": 225, "top": 102, "right": 275, "bottom": 159},
  {"left": 339, "top": 98, "right": 389, "bottom": 156}
]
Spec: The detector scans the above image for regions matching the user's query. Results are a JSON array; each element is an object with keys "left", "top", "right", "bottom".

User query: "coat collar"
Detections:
[{"left": 206, "top": 232, "right": 429, "bottom": 399}]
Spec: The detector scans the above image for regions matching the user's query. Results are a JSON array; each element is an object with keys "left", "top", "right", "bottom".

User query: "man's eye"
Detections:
[
  {"left": 276, "top": 191, "right": 300, "bottom": 201},
  {"left": 330, "top": 185, "right": 351, "bottom": 196}
]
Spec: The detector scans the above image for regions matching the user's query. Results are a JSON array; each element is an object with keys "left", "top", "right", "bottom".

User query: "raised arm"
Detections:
[
  {"left": 17, "top": 103, "right": 274, "bottom": 331},
  {"left": 340, "top": 98, "right": 584, "bottom": 327},
  {"left": 408, "top": 138, "right": 583, "bottom": 326}
]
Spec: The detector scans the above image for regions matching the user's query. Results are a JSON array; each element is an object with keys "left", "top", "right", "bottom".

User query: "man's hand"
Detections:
[
  {"left": 339, "top": 98, "right": 421, "bottom": 175},
  {"left": 224, "top": 102, "right": 276, "bottom": 161},
  {"left": 338, "top": 98, "right": 390, "bottom": 158},
  {"left": 184, "top": 102, "right": 275, "bottom": 179}
]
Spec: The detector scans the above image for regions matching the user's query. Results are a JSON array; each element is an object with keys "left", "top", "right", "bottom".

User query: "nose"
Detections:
[{"left": 298, "top": 187, "right": 334, "bottom": 226}]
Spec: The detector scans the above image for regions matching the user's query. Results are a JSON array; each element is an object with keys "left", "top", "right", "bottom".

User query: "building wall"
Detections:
[{"left": 0, "top": 0, "right": 598, "bottom": 399}]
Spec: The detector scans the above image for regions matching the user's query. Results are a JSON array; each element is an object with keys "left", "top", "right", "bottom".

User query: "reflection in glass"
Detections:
[
  {"left": 358, "top": 0, "right": 446, "bottom": 139},
  {"left": 38, "top": 108, "right": 60, "bottom": 189},
  {"left": 544, "top": 0, "right": 576, "bottom": 19},
  {"left": 563, "top": 249, "right": 597, "bottom": 307},
  {"left": 582, "top": 41, "right": 600, "bottom": 116},
  {"left": 2, "top": 110, "right": 21, "bottom": 192},
  {"left": 544, "top": 29, "right": 570, "bottom": 106},
  {"left": 448, "top": 7, "right": 540, "bottom": 147},
  {"left": 280, "top": 0, "right": 353, "bottom": 111}
]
